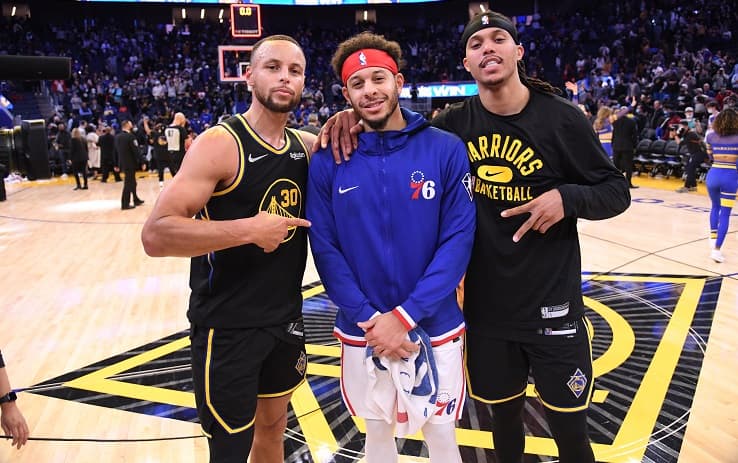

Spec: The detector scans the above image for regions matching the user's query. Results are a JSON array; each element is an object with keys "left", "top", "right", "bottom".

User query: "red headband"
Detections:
[{"left": 341, "top": 49, "right": 399, "bottom": 84}]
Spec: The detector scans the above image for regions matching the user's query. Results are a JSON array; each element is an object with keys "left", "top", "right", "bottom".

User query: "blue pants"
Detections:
[{"left": 706, "top": 165, "right": 738, "bottom": 248}]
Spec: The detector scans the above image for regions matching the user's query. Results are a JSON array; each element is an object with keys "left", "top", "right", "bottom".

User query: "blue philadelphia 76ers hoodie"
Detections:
[{"left": 307, "top": 108, "right": 476, "bottom": 346}]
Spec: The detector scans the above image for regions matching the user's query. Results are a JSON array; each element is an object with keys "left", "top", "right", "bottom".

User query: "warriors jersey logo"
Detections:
[
  {"left": 295, "top": 351, "right": 307, "bottom": 376},
  {"left": 466, "top": 134, "right": 542, "bottom": 202},
  {"left": 259, "top": 178, "right": 303, "bottom": 243},
  {"left": 567, "top": 368, "right": 588, "bottom": 398}
]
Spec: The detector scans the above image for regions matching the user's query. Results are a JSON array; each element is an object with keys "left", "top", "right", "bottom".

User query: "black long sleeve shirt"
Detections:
[{"left": 433, "top": 90, "right": 630, "bottom": 340}]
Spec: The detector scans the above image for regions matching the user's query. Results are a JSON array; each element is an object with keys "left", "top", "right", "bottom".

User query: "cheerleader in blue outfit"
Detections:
[
  {"left": 705, "top": 108, "right": 738, "bottom": 263},
  {"left": 594, "top": 106, "right": 614, "bottom": 159}
]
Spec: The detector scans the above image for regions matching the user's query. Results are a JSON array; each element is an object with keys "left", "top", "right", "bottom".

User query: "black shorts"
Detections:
[
  {"left": 190, "top": 322, "right": 307, "bottom": 435},
  {"left": 465, "top": 317, "right": 593, "bottom": 412}
]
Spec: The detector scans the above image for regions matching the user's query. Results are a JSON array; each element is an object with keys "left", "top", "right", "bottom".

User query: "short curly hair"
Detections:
[{"left": 331, "top": 32, "right": 404, "bottom": 81}]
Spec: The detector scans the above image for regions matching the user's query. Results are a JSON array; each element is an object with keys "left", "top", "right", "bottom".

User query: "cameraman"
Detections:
[{"left": 675, "top": 120, "right": 707, "bottom": 193}]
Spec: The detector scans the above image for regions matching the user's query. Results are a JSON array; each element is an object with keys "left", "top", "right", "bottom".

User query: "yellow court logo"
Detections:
[{"left": 29, "top": 276, "right": 719, "bottom": 463}]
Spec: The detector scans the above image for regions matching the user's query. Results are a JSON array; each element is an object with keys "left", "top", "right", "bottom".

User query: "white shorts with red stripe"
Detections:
[{"left": 340, "top": 337, "right": 466, "bottom": 426}]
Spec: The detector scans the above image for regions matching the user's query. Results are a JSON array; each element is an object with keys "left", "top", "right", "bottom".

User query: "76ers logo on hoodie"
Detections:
[{"left": 410, "top": 170, "right": 436, "bottom": 200}]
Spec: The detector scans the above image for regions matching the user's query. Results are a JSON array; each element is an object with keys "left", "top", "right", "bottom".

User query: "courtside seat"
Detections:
[
  {"left": 640, "top": 128, "right": 657, "bottom": 140},
  {"left": 648, "top": 139, "right": 667, "bottom": 177},
  {"left": 633, "top": 139, "right": 653, "bottom": 175},
  {"left": 664, "top": 140, "right": 681, "bottom": 178}
]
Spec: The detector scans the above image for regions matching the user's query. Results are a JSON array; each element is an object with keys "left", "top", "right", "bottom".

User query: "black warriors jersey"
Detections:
[
  {"left": 187, "top": 114, "right": 310, "bottom": 328},
  {"left": 432, "top": 91, "right": 629, "bottom": 340}
]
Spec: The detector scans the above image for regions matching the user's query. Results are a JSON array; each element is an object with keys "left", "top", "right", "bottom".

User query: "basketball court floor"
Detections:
[{"left": 0, "top": 172, "right": 736, "bottom": 462}]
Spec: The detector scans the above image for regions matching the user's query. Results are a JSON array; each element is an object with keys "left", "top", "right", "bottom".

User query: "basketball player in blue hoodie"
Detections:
[{"left": 307, "top": 32, "right": 476, "bottom": 463}]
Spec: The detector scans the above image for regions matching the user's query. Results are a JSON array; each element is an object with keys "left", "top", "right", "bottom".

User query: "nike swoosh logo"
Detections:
[
  {"left": 338, "top": 186, "right": 359, "bottom": 194},
  {"left": 248, "top": 154, "right": 268, "bottom": 163},
  {"left": 477, "top": 165, "right": 513, "bottom": 183}
]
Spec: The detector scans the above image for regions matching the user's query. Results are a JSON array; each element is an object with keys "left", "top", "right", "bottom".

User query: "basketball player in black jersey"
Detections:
[
  {"left": 142, "top": 35, "right": 315, "bottom": 463},
  {"left": 316, "top": 11, "right": 630, "bottom": 463}
]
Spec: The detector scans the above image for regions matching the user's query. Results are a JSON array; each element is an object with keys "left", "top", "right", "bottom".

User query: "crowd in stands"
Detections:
[
  {"left": 0, "top": 0, "right": 736, "bottom": 178},
  {"left": 552, "top": 0, "right": 737, "bottom": 135}
]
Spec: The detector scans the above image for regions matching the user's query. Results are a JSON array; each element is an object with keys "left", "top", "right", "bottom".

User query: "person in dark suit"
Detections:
[
  {"left": 115, "top": 120, "right": 144, "bottom": 210},
  {"left": 97, "top": 125, "right": 121, "bottom": 183},
  {"left": 612, "top": 107, "right": 640, "bottom": 188},
  {"left": 70, "top": 128, "right": 89, "bottom": 190},
  {"left": 55, "top": 123, "right": 71, "bottom": 177},
  {"left": 649, "top": 99, "right": 666, "bottom": 130}
]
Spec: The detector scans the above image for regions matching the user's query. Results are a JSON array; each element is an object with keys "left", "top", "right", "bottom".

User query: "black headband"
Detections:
[{"left": 460, "top": 13, "right": 520, "bottom": 48}]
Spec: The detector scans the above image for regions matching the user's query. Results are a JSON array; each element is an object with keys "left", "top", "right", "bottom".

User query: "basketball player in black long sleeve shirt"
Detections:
[
  {"left": 435, "top": 13, "right": 629, "bottom": 463},
  {"left": 317, "top": 11, "right": 630, "bottom": 463}
]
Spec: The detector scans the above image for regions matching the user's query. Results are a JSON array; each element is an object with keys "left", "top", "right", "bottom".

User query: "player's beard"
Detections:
[
  {"left": 253, "top": 86, "right": 300, "bottom": 114},
  {"left": 361, "top": 90, "right": 400, "bottom": 131}
]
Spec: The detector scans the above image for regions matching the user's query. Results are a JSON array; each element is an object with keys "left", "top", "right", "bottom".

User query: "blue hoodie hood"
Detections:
[{"left": 356, "top": 107, "right": 430, "bottom": 156}]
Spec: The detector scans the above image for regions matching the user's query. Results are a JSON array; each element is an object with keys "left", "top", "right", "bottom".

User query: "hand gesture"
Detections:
[
  {"left": 500, "top": 189, "right": 564, "bottom": 242},
  {"left": 311, "top": 109, "right": 362, "bottom": 164},
  {"left": 248, "top": 211, "right": 311, "bottom": 253},
  {"left": 359, "top": 313, "right": 419, "bottom": 360},
  {"left": 1, "top": 403, "right": 29, "bottom": 449},
  {"left": 565, "top": 81, "right": 578, "bottom": 95}
]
